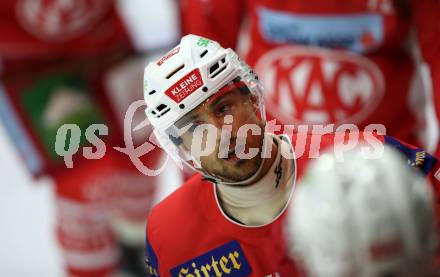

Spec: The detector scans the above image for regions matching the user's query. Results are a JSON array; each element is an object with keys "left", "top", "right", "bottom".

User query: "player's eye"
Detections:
[{"left": 214, "top": 102, "right": 232, "bottom": 117}]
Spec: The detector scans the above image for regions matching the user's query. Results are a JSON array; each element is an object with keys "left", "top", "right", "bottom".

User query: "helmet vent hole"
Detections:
[
  {"left": 179, "top": 104, "right": 185, "bottom": 109},
  {"left": 210, "top": 64, "right": 227, "bottom": 79},
  {"left": 202, "top": 87, "right": 208, "bottom": 92},
  {"left": 157, "top": 104, "right": 167, "bottom": 111},
  {"left": 166, "top": 64, "right": 185, "bottom": 79},
  {"left": 148, "top": 90, "right": 156, "bottom": 95},
  {"left": 200, "top": 50, "right": 208, "bottom": 58},
  {"left": 153, "top": 103, "right": 171, "bottom": 118},
  {"left": 209, "top": 63, "right": 219, "bottom": 74},
  {"left": 208, "top": 55, "right": 228, "bottom": 79}
]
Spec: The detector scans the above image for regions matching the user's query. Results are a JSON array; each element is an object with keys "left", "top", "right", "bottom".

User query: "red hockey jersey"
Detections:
[
  {"left": 145, "top": 133, "right": 440, "bottom": 276},
  {"left": 181, "top": 0, "right": 436, "bottom": 147}
]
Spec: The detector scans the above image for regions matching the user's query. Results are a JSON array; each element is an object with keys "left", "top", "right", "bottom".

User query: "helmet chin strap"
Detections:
[{"left": 202, "top": 133, "right": 275, "bottom": 186}]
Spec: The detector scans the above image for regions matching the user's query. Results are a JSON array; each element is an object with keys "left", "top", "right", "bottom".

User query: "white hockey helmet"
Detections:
[
  {"left": 143, "top": 34, "right": 265, "bottom": 179},
  {"left": 287, "top": 146, "right": 437, "bottom": 277}
]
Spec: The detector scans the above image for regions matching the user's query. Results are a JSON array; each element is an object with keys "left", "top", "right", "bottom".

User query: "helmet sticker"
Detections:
[
  {"left": 165, "top": 68, "right": 204, "bottom": 103},
  {"left": 157, "top": 47, "right": 180, "bottom": 66},
  {"left": 197, "top": 37, "right": 211, "bottom": 47}
]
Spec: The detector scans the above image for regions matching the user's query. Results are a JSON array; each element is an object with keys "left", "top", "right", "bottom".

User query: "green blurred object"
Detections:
[{"left": 20, "top": 73, "right": 105, "bottom": 162}]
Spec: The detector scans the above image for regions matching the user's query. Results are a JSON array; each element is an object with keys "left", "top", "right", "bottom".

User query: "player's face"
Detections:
[{"left": 176, "top": 85, "right": 265, "bottom": 182}]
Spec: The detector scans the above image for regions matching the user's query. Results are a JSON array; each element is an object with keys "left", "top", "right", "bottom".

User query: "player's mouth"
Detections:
[{"left": 223, "top": 143, "right": 243, "bottom": 162}]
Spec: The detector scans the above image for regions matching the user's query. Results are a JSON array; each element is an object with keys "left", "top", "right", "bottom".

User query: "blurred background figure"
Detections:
[
  {"left": 181, "top": 0, "right": 440, "bottom": 154},
  {"left": 287, "top": 146, "right": 438, "bottom": 277},
  {"left": 0, "top": 0, "right": 180, "bottom": 276}
]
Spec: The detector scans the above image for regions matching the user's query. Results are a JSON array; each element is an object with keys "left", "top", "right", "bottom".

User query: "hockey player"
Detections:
[{"left": 143, "top": 34, "right": 440, "bottom": 276}]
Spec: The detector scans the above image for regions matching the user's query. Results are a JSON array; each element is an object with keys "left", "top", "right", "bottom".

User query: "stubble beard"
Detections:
[{"left": 202, "top": 154, "right": 263, "bottom": 183}]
